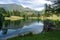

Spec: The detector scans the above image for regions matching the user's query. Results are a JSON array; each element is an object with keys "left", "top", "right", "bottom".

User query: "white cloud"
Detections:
[
  {"left": 18, "top": 0, "right": 52, "bottom": 11},
  {"left": 33, "top": 7, "right": 45, "bottom": 11},
  {"left": 0, "top": 0, "right": 14, "bottom": 4},
  {"left": 29, "top": 0, "right": 52, "bottom": 4},
  {"left": 0, "top": 0, "right": 52, "bottom": 11},
  {"left": 0, "top": 1, "right": 5, "bottom": 4}
]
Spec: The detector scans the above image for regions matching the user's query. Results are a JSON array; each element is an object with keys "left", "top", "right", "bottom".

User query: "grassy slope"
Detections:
[
  {"left": 5, "top": 16, "right": 24, "bottom": 20},
  {"left": 7, "top": 15, "right": 60, "bottom": 40},
  {"left": 8, "top": 30, "right": 60, "bottom": 40},
  {"left": 43, "top": 15, "right": 60, "bottom": 21},
  {"left": 5, "top": 16, "right": 41, "bottom": 21},
  {"left": 5, "top": 15, "right": 60, "bottom": 21}
]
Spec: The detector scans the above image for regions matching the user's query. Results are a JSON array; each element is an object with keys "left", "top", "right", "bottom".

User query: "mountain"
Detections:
[
  {"left": 0, "top": 4, "right": 40, "bottom": 14},
  {"left": 0, "top": 4, "right": 24, "bottom": 11},
  {"left": 0, "top": 4, "right": 36, "bottom": 11}
]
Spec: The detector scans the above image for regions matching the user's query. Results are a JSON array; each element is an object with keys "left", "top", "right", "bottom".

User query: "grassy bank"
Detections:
[
  {"left": 6, "top": 15, "right": 60, "bottom": 40},
  {"left": 43, "top": 19, "right": 60, "bottom": 29},
  {"left": 5, "top": 15, "right": 60, "bottom": 21},
  {"left": 42, "top": 15, "right": 60, "bottom": 21},
  {"left": 5, "top": 16, "right": 41, "bottom": 21},
  {"left": 8, "top": 30, "right": 60, "bottom": 40},
  {"left": 7, "top": 19, "right": 60, "bottom": 40},
  {"left": 5, "top": 16, "right": 24, "bottom": 21}
]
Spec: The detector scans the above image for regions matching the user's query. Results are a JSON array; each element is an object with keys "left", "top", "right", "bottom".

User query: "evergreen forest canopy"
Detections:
[
  {"left": 44, "top": 0, "right": 60, "bottom": 16},
  {"left": 0, "top": 4, "right": 42, "bottom": 17}
]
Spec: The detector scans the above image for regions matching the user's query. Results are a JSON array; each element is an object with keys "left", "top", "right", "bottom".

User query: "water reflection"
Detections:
[
  {"left": 21, "top": 22, "right": 43, "bottom": 35},
  {"left": 0, "top": 19, "right": 43, "bottom": 36}
]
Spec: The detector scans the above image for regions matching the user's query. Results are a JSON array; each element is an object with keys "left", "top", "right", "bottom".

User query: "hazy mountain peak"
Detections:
[{"left": 0, "top": 4, "right": 40, "bottom": 14}]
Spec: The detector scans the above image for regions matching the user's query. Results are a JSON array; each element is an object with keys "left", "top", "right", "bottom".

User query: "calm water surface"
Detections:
[{"left": 0, "top": 19, "right": 44, "bottom": 39}]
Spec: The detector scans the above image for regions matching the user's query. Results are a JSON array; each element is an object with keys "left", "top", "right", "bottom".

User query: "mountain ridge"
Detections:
[{"left": 0, "top": 4, "right": 41, "bottom": 14}]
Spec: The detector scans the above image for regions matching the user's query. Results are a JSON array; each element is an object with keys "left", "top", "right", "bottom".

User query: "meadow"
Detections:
[
  {"left": 8, "top": 30, "right": 60, "bottom": 40},
  {"left": 7, "top": 15, "right": 60, "bottom": 40}
]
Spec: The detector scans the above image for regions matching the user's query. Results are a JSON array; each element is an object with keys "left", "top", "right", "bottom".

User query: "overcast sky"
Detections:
[{"left": 0, "top": 0, "right": 52, "bottom": 11}]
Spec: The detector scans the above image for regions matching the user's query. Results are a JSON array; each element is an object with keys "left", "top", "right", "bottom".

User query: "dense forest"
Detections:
[
  {"left": 44, "top": 0, "right": 60, "bottom": 17},
  {"left": 0, "top": 7, "right": 42, "bottom": 17}
]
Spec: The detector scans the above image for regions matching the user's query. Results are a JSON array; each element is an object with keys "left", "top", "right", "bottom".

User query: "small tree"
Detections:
[{"left": 0, "top": 7, "right": 6, "bottom": 30}]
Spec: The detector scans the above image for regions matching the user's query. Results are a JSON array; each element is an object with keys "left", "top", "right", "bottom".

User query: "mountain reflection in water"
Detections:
[{"left": 0, "top": 19, "right": 44, "bottom": 39}]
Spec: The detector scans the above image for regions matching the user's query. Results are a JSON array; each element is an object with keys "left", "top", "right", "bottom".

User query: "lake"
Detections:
[{"left": 0, "top": 19, "right": 44, "bottom": 39}]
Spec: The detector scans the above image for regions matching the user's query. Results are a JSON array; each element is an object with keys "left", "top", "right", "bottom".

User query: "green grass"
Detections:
[
  {"left": 6, "top": 15, "right": 60, "bottom": 40},
  {"left": 8, "top": 30, "right": 60, "bottom": 40}
]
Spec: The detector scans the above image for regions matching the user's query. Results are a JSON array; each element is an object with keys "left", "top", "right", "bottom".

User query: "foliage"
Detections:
[
  {"left": 0, "top": 7, "right": 7, "bottom": 16},
  {"left": 44, "top": 19, "right": 60, "bottom": 28},
  {"left": 44, "top": 4, "right": 52, "bottom": 17},
  {"left": 8, "top": 30, "right": 60, "bottom": 40},
  {"left": 0, "top": 7, "right": 41, "bottom": 17},
  {"left": 45, "top": 0, "right": 60, "bottom": 16}
]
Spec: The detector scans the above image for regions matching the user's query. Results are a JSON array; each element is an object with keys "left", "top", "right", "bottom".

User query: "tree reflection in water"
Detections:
[
  {"left": 2, "top": 20, "right": 10, "bottom": 35},
  {"left": 0, "top": 19, "right": 42, "bottom": 35}
]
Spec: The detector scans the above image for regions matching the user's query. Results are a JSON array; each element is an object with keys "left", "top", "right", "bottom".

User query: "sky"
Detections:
[{"left": 0, "top": 0, "right": 52, "bottom": 11}]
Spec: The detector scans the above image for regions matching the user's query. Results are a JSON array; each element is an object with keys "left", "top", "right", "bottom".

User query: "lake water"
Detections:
[{"left": 0, "top": 19, "right": 44, "bottom": 39}]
